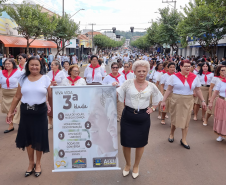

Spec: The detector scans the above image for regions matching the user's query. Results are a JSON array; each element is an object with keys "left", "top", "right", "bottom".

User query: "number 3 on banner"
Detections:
[{"left": 63, "top": 95, "right": 72, "bottom": 109}]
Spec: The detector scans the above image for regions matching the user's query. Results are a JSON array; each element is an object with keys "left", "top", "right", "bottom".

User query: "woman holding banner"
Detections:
[
  {"left": 84, "top": 55, "right": 105, "bottom": 84},
  {"left": 120, "top": 63, "right": 134, "bottom": 80},
  {"left": 47, "top": 60, "right": 66, "bottom": 129},
  {"left": 61, "top": 65, "right": 86, "bottom": 86},
  {"left": 117, "top": 60, "right": 163, "bottom": 179},
  {"left": 6, "top": 56, "right": 51, "bottom": 177}
]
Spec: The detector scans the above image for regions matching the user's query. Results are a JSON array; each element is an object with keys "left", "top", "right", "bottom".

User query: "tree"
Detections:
[
  {"left": 157, "top": 7, "right": 182, "bottom": 54},
  {"left": 5, "top": 2, "right": 58, "bottom": 54},
  {"left": 93, "top": 34, "right": 125, "bottom": 52},
  {"left": 146, "top": 21, "right": 161, "bottom": 46},
  {"left": 130, "top": 34, "right": 151, "bottom": 51},
  {"left": 47, "top": 13, "right": 79, "bottom": 57},
  {"left": 177, "top": 0, "right": 226, "bottom": 57}
]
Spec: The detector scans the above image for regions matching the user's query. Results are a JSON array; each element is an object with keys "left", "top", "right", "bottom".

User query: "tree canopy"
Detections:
[
  {"left": 5, "top": 2, "right": 58, "bottom": 54},
  {"left": 177, "top": 0, "right": 226, "bottom": 57}
]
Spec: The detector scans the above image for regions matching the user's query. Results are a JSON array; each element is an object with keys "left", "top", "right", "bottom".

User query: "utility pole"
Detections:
[
  {"left": 162, "top": 0, "right": 176, "bottom": 9},
  {"left": 62, "top": 0, "right": 65, "bottom": 55},
  {"left": 88, "top": 23, "right": 96, "bottom": 53}
]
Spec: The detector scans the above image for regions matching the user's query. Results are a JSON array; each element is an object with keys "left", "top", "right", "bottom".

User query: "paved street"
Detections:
[{"left": 0, "top": 64, "right": 225, "bottom": 185}]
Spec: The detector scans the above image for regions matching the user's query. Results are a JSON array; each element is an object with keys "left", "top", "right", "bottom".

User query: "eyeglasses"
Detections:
[
  {"left": 18, "top": 58, "right": 23, "bottom": 60},
  {"left": 183, "top": 66, "right": 191, "bottom": 68},
  {"left": 4, "top": 63, "right": 11, "bottom": 66},
  {"left": 71, "top": 70, "right": 79, "bottom": 73},
  {"left": 112, "top": 67, "right": 119, "bottom": 69},
  {"left": 124, "top": 66, "right": 129, "bottom": 68},
  {"left": 221, "top": 70, "right": 225, "bottom": 71}
]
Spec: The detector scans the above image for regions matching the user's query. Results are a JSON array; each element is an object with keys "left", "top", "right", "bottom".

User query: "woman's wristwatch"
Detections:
[
  {"left": 202, "top": 100, "right": 205, "bottom": 102},
  {"left": 151, "top": 107, "right": 155, "bottom": 111}
]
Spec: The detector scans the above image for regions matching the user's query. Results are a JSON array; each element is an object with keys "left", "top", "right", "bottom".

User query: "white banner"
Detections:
[{"left": 52, "top": 85, "right": 120, "bottom": 172}]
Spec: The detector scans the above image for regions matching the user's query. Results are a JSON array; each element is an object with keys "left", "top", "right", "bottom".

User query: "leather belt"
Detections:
[
  {"left": 22, "top": 102, "right": 46, "bottom": 111},
  {"left": 201, "top": 85, "right": 210, "bottom": 87},
  {"left": 125, "top": 106, "right": 147, "bottom": 114},
  {"left": 219, "top": 96, "right": 226, "bottom": 101}
]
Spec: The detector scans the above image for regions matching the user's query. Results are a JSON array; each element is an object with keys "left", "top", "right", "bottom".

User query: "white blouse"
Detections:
[
  {"left": 197, "top": 73, "right": 214, "bottom": 85},
  {"left": 62, "top": 69, "right": 69, "bottom": 77},
  {"left": 17, "top": 62, "right": 27, "bottom": 73},
  {"left": 19, "top": 75, "right": 51, "bottom": 106},
  {"left": 211, "top": 77, "right": 223, "bottom": 91},
  {"left": 215, "top": 81, "right": 226, "bottom": 97},
  {"left": 160, "top": 73, "right": 172, "bottom": 90},
  {"left": 118, "top": 67, "right": 124, "bottom": 74},
  {"left": 149, "top": 70, "right": 161, "bottom": 83},
  {"left": 102, "top": 74, "right": 126, "bottom": 86},
  {"left": 156, "top": 72, "right": 166, "bottom": 82},
  {"left": 117, "top": 79, "right": 163, "bottom": 109},
  {"left": 193, "top": 70, "right": 198, "bottom": 75},
  {"left": 0, "top": 70, "right": 23, "bottom": 89},
  {"left": 119, "top": 71, "right": 134, "bottom": 80},
  {"left": 61, "top": 78, "right": 86, "bottom": 86},
  {"left": 84, "top": 65, "right": 105, "bottom": 83},
  {"left": 47, "top": 70, "right": 66, "bottom": 86},
  {"left": 168, "top": 75, "right": 201, "bottom": 95}
]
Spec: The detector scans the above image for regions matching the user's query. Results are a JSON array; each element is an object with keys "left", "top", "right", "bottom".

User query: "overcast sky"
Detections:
[{"left": 11, "top": 0, "right": 192, "bottom": 32}]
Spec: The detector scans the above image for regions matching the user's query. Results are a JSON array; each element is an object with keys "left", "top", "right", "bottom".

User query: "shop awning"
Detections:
[{"left": 0, "top": 35, "right": 57, "bottom": 48}]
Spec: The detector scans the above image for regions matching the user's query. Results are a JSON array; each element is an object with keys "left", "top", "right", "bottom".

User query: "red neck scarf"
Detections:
[
  {"left": 175, "top": 72, "right": 196, "bottom": 89},
  {"left": 67, "top": 76, "right": 81, "bottom": 86},
  {"left": 203, "top": 72, "right": 211, "bottom": 84},
  {"left": 216, "top": 76, "right": 225, "bottom": 80},
  {"left": 167, "top": 72, "right": 175, "bottom": 76},
  {"left": 19, "top": 64, "right": 24, "bottom": 71},
  {"left": 109, "top": 73, "right": 121, "bottom": 83},
  {"left": 130, "top": 70, "right": 134, "bottom": 73},
  {"left": 89, "top": 64, "right": 100, "bottom": 80},
  {"left": 52, "top": 70, "right": 59, "bottom": 81},
  {"left": 122, "top": 70, "right": 130, "bottom": 80},
  {"left": 162, "top": 69, "right": 167, "bottom": 74},
  {"left": 222, "top": 79, "right": 226, "bottom": 83},
  {"left": 2, "top": 69, "right": 18, "bottom": 88},
  {"left": 195, "top": 69, "right": 198, "bottom": 72},
  {"left": 157, "top": 70, "right": 162, "bottom": 72}
]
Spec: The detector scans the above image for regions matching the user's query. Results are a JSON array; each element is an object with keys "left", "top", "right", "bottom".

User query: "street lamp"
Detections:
[{"left": 70, "top": 8, "right": 85, "bottom": 19}]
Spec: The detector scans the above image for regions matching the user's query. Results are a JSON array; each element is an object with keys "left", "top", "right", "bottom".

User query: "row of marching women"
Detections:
[{"left": 1, "top": 53, "right": 226, "bottom": 179}]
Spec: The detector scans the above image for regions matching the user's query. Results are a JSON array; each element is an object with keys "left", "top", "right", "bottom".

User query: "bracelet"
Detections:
[{"left": 202, "top": 100, "right": 205, "bottom": 102}]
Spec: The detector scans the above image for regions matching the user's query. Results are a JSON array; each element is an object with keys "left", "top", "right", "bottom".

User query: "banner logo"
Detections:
[
  {"left": 72, "top": 158, "right": 87, "bottom": 168},
  {"left": 93, "top": 157, "right": 116, "bottom": 167}
]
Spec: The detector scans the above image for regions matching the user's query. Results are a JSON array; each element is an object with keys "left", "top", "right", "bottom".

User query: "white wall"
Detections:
[{"left": 51, "top": 48, "right": 66, "bottom": 58}]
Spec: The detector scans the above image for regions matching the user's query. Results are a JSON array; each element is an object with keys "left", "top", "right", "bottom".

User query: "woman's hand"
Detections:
[
  {"left": 47, "top": 103, "right": 51, "bottom": 113},
  {"left": 160, "top": 101, "right": 166, "bottom": 111},
  {"left": 51, "top": 80, "right": 57, "bottom": 86},
  {"left": 6, "top": 112, "right": 14, "bottom": 124},
  {"left": 202, "top": 102, "right": 207, "bottom": 111},
  {"left": 146, "top": 107, "right": 153, "bottom": 114},
  {"left": 112, "top": 82, "right": 119, "bottom": 86},
  {"left": 208, "top": 102, "right": 213, "bottom": 110}
]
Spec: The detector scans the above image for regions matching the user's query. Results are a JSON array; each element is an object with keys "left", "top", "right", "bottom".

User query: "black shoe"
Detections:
[
  {"left": 168, "top": 136, "right": 174, "bottom": 143},
  {"left": 35, "top": 171, "right": 42, "bottom": 177},
  {"left": 4, "top": 128, "right": 14, "bottom": 134},
  {"left": 25, "top": 164, "right": 36, "bottom": 177},
  {"left": 180, "top": 139, "right": 190, "bottom": 149}
]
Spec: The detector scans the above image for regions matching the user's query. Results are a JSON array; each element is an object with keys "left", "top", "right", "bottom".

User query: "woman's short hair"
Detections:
[
  {"left": 68, "top": 65, "right": 79, "bottom": 76},
  {"left": 52, "top": 60, "right": 62, "bottom": 70},
  {"left": 167, "top": 62, "right": 175, "bottom": 68},
  {"left": 91, "top": 55, "right": 98, "bottom": 61},
  {"left": 3, "top": 58, "right": 17, "bottom": 69},
  {"left": 214, "top": 65, "right": 225, "bottom": 76},
  {"left": 198, "top": 62, "right": 211, "bottom": 75},
  {"left": 180, "top": 60, "right": 191, "bottom": 67},
  {"left": 132, "top": 60, "right": 150, "bottom": 72},
  {"left": 155, "top": 62, "right": 162, "bottom": 71},
  {"left": 64, "top": 61, "right": 70, "bottom": 65},
  {"left": 111, "top": 62, "right": 119, "bottom": 68},
  {"left": 19, "top": 53, "right": 27, "bottom": 60},
  {"left": 163, "top": 61, "right": 169, "bottom": 68}
]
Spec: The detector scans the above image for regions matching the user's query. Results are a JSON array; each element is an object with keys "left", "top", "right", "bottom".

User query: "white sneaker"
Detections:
[
  {"left": 216, "top": 136, "right": 224, "bottom": 142},
  {"left": 203, "top": 123, "right": 207, "bottom": 126}
]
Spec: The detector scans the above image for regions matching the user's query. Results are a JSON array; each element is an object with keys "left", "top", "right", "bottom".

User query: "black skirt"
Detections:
[
  {"left": 16, "top": 103, "right": 49, "bottom": 153},
  {"left": 120, "top": 106, "right": 151, "bottom": 148}
]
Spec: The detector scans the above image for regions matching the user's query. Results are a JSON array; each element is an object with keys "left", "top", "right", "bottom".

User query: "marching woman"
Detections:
[
  {"left": 102, "top": 62, "right": 126, "bottom": 122},
  {"left": 84, "top": 55, "right": 105, "bottom": 84},
  {"left": 47, "top": 60, "right": 66, "bottom": 129},
  {"left": 149, "top": 63, "right": 163, "bottom": 84},
  {"left": 6, "top": 56, "right": 51, "bottom": 177},
  {"left": 209, "top": 74, "right": 226, "bottom": 142},
  {"left": 156, "top": 61, "right": 169, "bottom": 87},
  {"left": 203, "top": 66, "right": 226, "bottom": 126},
  {"left": 17, "top": 53, "right": 27, "bottom": 73},
  {"left": 160, "top": 62, "right": 176, "bottom": 125},
  {"left": 62, "top": 61, "right": 70, "bottom": 77},
  {"left": 193, "top": 62, "right": 214, "bottom": 121},
  {"left": 61, "top": 65, "right": 86, "bottom": 86},
  {"left": 0, "top": 58, "right": 22, "bottom": 133},
  {"left": 161, "top": 60, "right": 206, "bottom": 149},
  {"left": 117, "top": 60, "right": 163, "bottom": 178},
  {"left": 120, "top": 63, "right": 134, "bottom": 80}
]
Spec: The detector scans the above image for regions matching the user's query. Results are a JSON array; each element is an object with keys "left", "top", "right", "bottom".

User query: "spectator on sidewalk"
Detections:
[{"left": 48, "top": 52, "right": 54, "bottom": 71}]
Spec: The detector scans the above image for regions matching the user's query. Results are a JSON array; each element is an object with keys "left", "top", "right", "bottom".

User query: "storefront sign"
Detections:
[{"left": 52, "top": 86, "right": 120, "bottom": 172}]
